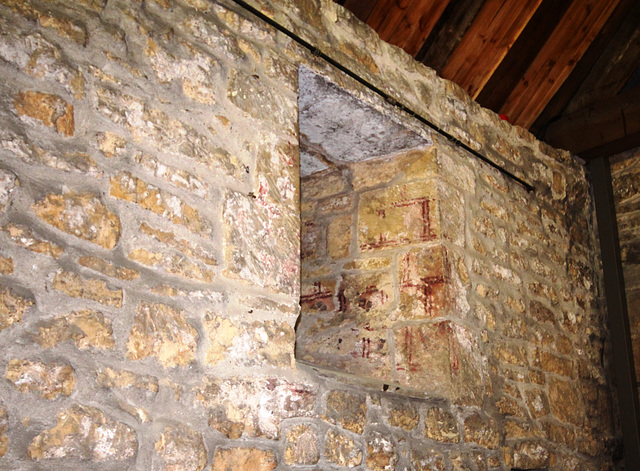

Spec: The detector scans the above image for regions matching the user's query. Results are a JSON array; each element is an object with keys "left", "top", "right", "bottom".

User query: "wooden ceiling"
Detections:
[{"left": 335, "top": 0, "right": 640, "bottom": 161}]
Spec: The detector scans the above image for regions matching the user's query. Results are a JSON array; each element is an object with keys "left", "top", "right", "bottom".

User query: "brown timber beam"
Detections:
[{"left": 545, "top": 86, "right": 640, "bottom": 160}]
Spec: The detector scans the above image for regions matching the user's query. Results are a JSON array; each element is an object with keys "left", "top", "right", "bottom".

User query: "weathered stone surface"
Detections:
[
  {"left": 28, "top": 404, "right": 137, "bottom": 461},
  {"left": 0, "top": 168, "right": 18, "bottom": 211},
  {"left": 359, "top": 181, "right": 439, "bottom": 251},
  {"left": 397, "top": 246, "right": 448, "bottom": 320},
  {"left": 136, "top": 153, "right": 208, "bottom": 198},
  {"left": 223, "top": 191, "right": 298, "bottom": 295},
  {"left": 2, "top": 223, "right": 64, "bottom": 258},
  {"left": 212, "top": 447, "right": 276, "bottom": 471},
  {"left": 78, "top": 256, "right": 139, "bottom": 280},
  {"left": 463, "top": 412, "right": 499, "bottom": 449},
  {"left": 140, "top": 223, "right": 217, "bottom": 265},
  {"left": 0, "top": 284, "right": 33, "bottom": 331},
  {"left": 128, "top": 248, "right": 214, "bottom": 283},
  {"left": 203, "top": 314, "right": 294, "bottom": 367},
  {"left": 386, "top": 400, "right": 419, "bottom": 430},
  {"left": 425, "top": 406, "right": 459, "bottom": 443},
  {"left": 328, "top": 214, "right": 351, "bottom": 259},
  {"left": 325, "top": 390, "right": 367, "bottom": 434},
  {"left": 412, "top": 448, "right": 446, "bottom": 471},
  {"left": 96, "top": 367, "right": 159, "bottom": 393},
  {"left": 0, "top": 254, "right": 13, "bottom": 274},
  {"left": 53, "top": 271, "right": 123, "bottom": 307},
  {"left": 525, "top": 389, "right": 550, "bottom": 418},
  {"left": 154, "top": 425, "right": 207, "bottom": 471},
  {"left": 97, "top": 131, "right": 126, "bottom": 158},
  {"left": 325, "top": 429, "right": 362, "bottom": 467},
  {"left": 5, "top": 359, "right": 75, "bottom": 399},
  {"left": 110, "top": 172, "right": 209, "bottom": 235},
  {"left": 14, "top": 90, "right": 74, "bottom": 135},
  {"left": 505, "top": 440, "right": 550, "bottom": 469},
  {"left": 208, "top": 407, "right": 244, "bottom": 439},
  {"left": 0, "top": 406, "right": 7, "bottom": 458},
  {"left": 394, "top": 322, "right": 484, "bottom": 403},
  {"left": 37, "top": 309, "right": 114, "bottom": 349},
  {"left": 127, "top": 302, "right": 197, "bottom": 367},
  {"left": 366, "top": 431, "right": 397, "bottom": 470},
  {"left": 32, "top": 192, "right": 120, "bottom": 249},
  {"left": 548, "top": 378, "right": 584, "bottom": 425},
  {"left": 195, "top": 377, "right": 316, "bottom": 439},
  {"left": 284, "top": 424, "right": 319, "bottom": 465}
]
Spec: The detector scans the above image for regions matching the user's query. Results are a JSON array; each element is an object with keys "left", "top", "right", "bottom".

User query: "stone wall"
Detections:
[
  {"left": 0, "top": 0, "right": 618, "bottom": 469},
  {"left": 612, "top": 147, "right": 640, "bottom": 396}
]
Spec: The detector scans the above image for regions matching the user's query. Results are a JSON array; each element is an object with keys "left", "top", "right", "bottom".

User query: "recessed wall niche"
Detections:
[{"left": 297, "top": 69, "right": 485, "bottom": 402}]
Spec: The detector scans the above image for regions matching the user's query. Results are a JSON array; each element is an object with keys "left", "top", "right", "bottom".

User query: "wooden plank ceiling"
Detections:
[{"left": 336, "top": 0, "right": 640, "bottom": 160}]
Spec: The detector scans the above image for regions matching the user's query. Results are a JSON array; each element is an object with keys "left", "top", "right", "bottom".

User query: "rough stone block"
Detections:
[
  {"left": 0, "top": 254, "right": 13, "bottom": 274},
  {"left": 37, "top": 309, "right": 114, "bottom": 349},
  {"left": 212, "top": 447, "right": 277, "bottom": 471},
  {"left": 325, "top": 390, "right": 367, "bottom": 434},
  {"left": 154, "top": 425, "right": 207, "bottom": 471},
  {"left": 96, "top": 367, "right": 158, "bottom": 393},
  {"left": 78, "top": 256, "right": 139, "bottom": 280},
  {"left": 396, "top": 246, "right": 448, "bottom": 320},
  {"left": 385, "top": 400, "right": 418, "bottom": 430},
  {"left": 110, "top": 172, "right": 209, "bottom": 235},
  {"left": 394, "top": 322, "right": 484, "bottom": 403},
  {"left": 28, "top": 404, "right": 137, "bottom": 461},
  {"left": 463, "top": 412, "right": 499, "bottom": 449},
  {"left": 366, "top": 430, "right": 397, "bottom": 471},
  {"left": 0, "top": 168, "right": 18, "bottom": 212},
  {"left": 0, "top": 284, "right": 33, "bottom": 332},
  {"left": 284, "top": 425, "right": 319, "bottom": 465},
  {"left": 223, "top": 191, "right": 298, "bottom": 296},
  {"left": 127, "top": 302, "right": 197, "bottom": 368},
  {"left": 203, "top": 313, "right": 294, "bottom": 367},
  {"left": 52, "top": 270, "right": 123, "bottom": 307},
  {"left": 358, "top": 181, "right": 439, "bottom": 251},
  {"left": 2, "top": 223, "right": 64, "bottom": 258},
  {"left": 14, "top": 90, "right": 74, "bottom": 136},
  {"left": 5, "top": 359, "right": 75, "bottom": 399},
  {"left": 325, "top": 429, "right": 362, "bottom": 467},
  {"left": 128, "top": 248, "right": 214, "bottom": 283},
  {"left": 328, "top": 214, "right": 352, "bottom": 259},
  {"left": 32, "top": 192, "right": 120, "bottom": 249},
  {"left": 548, "top": 378, "right": 584, "bottom": 426},
  {"left": 195, "top": 377, "right": 316, "bottom": 439},
  {"left": 425, "top": 406, "right": 459, "bottom": 443}
]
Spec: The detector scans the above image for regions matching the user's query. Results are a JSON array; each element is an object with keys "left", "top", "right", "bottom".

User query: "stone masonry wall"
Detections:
[
  {"left": 612, "top": 147, "right": 640, "bottom": 397},
  {"left": 0, "top": 0, "right": 618, "bottom": 469}
]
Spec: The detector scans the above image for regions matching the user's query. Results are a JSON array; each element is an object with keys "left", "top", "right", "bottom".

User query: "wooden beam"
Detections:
[
  {"left": 545, "top": 86, "right": 640, "bottom": 159},
  {"left": 475, "top": 0, "right": 572, "bottom": 112},
  {"left": 342, "top": 0, "right": 378, "bottom": 23},
  {"left": 440, "top": 0, "right": 544, "bottom": 99},
  {"left": 564, "top": 1, "right": 640, "bottom": 114},
  {"left": 500, "top": 0, "right": 621, "bottom": 129},
  {"left": 531, "top": 0, "right": 636, "bottom": 137},
  {"left": 365, "top": 0, "right": 451, "bottom": 57},
  {"left": 415, "top": 0, "right": 485, "bottom": 73}
]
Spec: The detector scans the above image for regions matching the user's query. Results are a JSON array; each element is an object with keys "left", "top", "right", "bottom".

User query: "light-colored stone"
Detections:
[
  {"left": 110, "top": 172, "right": 209, "bottom": 235},
  {"left": 37, "top": 309, "right": 114, "bottom": 349},
  {"left": 78, "top": 256, "right": 139, "bottom": 280},
  {"left": 425, "top": 407, "right": 459, "bottom": 443},
  {"left": 32, "top": 192, "right": 120, "bottom": 249},
  {"left": 14, "top": 90, "right": 74, "bottom": 135},
  {"left": 154, "top": 424, "right": 207, "bottom": 471},
  {"left": 127, "top": 302, "right": 197, "bottom": 368},
  {"left": 0, "top": 254, "right": 14, "bottom": 274},
  {"left": 96, "top": 367, "right": 159, "bottom": 393},
  {"left": 325, "top": 429, "right": 362, "bottom": 467},
  {"left": 2, "top": 223, "right": 64, "bottom": 258},
  {"left": 325, "top": 390, "right": 367, "bottom": 434},
  {"left": 0, "top": 168, "right": 18, "bottom": 211},
  {"left": 52, "top": 270, "right": 123, "bottom": 307},
  {"left": 28, "top": 404, "right": 137, "bottom": 461},
  {"left": 212, "top": 447, "right": 276, "bottom": 471},
  {"left": 0, "top": 285, "right": 33, "bottom": 332},
  {"left": 5, "top": 359, "right": 75, "bottom": 399},
  {"left": 284, "top": 425, "right": 319, "bottom": 465}
]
